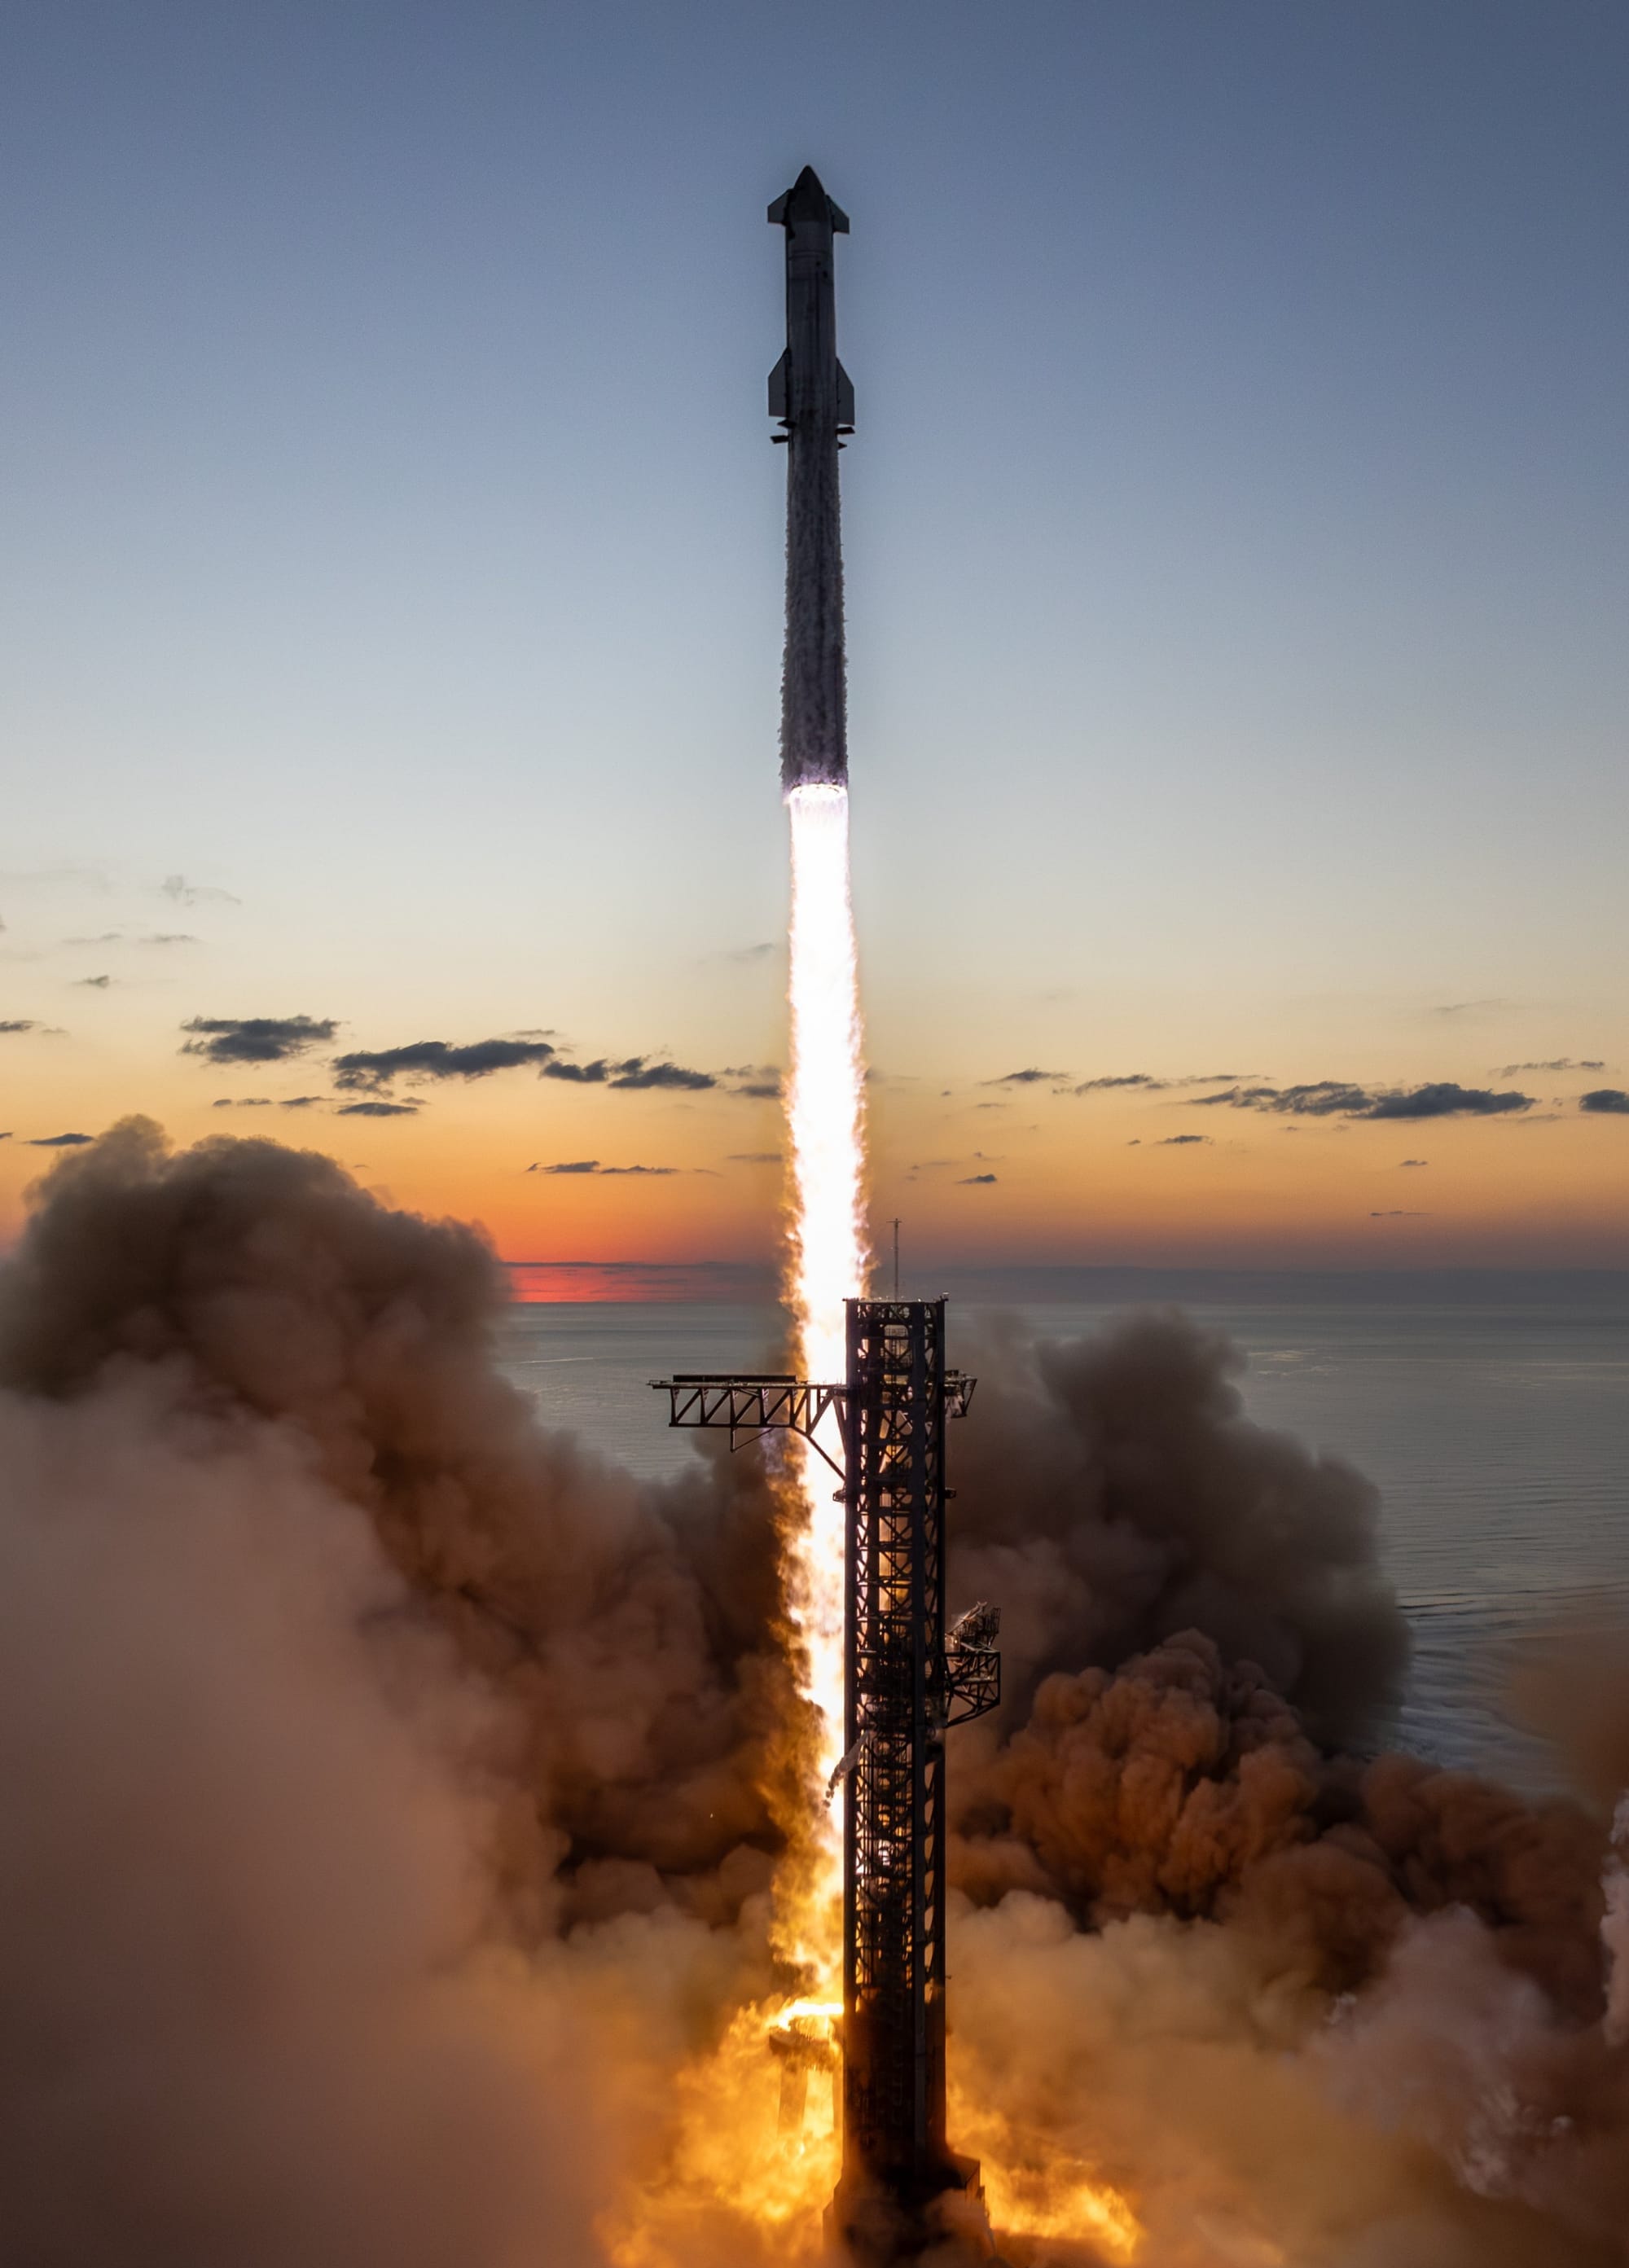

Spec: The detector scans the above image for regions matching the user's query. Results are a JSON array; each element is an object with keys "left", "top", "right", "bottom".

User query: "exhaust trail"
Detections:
[{"left": 784, "top": 778, "right": 868, "bottom": 1904}]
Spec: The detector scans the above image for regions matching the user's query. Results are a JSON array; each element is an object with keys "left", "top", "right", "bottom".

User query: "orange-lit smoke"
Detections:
[{"left": 7, "top": 1127, "right": 1629, "bottom": 2268}]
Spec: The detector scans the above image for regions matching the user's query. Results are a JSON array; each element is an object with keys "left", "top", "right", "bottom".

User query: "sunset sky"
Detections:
[{"left": 2, "top": 1, "right": 1625, "bottom": 1272}]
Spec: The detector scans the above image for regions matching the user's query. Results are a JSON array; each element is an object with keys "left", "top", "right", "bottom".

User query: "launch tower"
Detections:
[{"left": 654, "top": 1298, "right": 1001, "bottom": 2257}]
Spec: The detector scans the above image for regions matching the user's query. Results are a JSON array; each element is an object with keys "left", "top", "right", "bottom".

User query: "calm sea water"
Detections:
[{"left": 496, "top": 1277, "right": 1629, "bottom": 1790}]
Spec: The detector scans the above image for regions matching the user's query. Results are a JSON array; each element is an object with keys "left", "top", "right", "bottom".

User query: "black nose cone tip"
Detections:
[{"left": 769, "top": 165, "right": 849, "bottom": 233}]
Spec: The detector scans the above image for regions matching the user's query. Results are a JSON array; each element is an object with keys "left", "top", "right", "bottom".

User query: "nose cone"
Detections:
[
  {"left": 769, "top": 165, "right": 849, "bottom": 233},
  {"left": 786, "top": 165, "right": 829, "bottom": 218}
]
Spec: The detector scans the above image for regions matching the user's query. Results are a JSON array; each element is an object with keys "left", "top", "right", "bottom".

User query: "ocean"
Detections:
[{"left": 496, "top": 1271, "right": 1629, "bottom": 1791}]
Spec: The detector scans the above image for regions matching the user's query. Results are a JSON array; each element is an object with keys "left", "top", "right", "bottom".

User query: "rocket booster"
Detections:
[{"left": 770, "top": 167, "right": 854, "bottom": 794}]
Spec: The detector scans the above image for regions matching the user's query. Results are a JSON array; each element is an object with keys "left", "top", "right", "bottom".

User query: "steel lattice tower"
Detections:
[
  {"left": 841, "top": 1298, "right": 954, "bottom": 2194},
  {"left": 653, "top": 1298, "right": 999, "bottom": 2257}
]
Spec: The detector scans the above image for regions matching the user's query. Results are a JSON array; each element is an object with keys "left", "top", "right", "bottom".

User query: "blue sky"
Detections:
[{"left": 2, "top": 1, "right": 1625, "bottom": 1264}]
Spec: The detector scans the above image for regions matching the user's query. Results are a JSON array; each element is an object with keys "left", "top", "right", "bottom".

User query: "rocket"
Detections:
[{"left": 770, "top": 166, "right": 854, "bottom": 794}]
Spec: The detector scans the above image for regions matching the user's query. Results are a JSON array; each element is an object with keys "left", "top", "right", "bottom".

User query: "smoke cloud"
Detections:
[{"left": 1, "top": 1127, "right": 1625, "bottom": 2266}]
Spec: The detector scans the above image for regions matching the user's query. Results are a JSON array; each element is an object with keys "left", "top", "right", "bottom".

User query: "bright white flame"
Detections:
[{"left": 783, "top": 780, "right": 868, "bottom": 1959}]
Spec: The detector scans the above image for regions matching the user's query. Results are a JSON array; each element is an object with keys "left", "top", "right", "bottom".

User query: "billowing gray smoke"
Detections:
[
  {"left": 0, "top": 1116, "right": 789, "bottom": 1930},
  {"left": 1, "top": 1122, "right": 1625, "bottom": 2267}
]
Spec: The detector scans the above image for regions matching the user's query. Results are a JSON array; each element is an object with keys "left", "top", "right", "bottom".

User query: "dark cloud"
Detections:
[
  {"left": 1195, "top": 1081, "right": 1370, "bottom": 1116},
  {"left": 1496, "top": 1058, "right": 1605, "bottom": 1074},
  {"left": 336, "top": 1101, "right": 419, "bottom": 1119},
  {"left": 279, "top": 1097, "right": 322, "bottom": 1110},
  {"left": 161, "top": 875, "right": 239, "bottom": 908},
  {"left": 1074, "top": 1073, "right": 1251, "bottom": 1097},
  {"left": 1365, "top": 1081, "right": 1531, "bottom": 1121},
  {"left": 1157, "top": 1134, "right": 1210, "bottom": 1147},
  {"left": 212, "top": 1099, "right": 274, "bottom": 1111},
  {"left": 958, "top": 1173, "right": 999, "bottom": 1184},
  {"left": 1580, "top": 1089, "right": 1629, "bottom": 1116},
  {"left": 727, "top": 1152, "right": 781, "bottom": 1165},
  {"left": 182, "top": 1016, "right": 337, "bottom": 1067},
  {"left": 1370, "top": 1210, "right": 1430, "bottom": 1217},
  {"left": 1399, "top": 1158, "right": 1428, "bottom": 1167},
  {"left": 334, "top": 1038, "right": 555, "bottom": 1090},
  {"left": 982, "top": 1069, "right": 1067, "bottom": 1087},
  {"left": 1197, "top": 1080, "right": 1532, "bottom": 1121},
  {"left": 608, "top": 1059, "right": 714, "bottom": 1092},
  {"left": 29, "top": 1133, "right": 94, "bottom": 1147},
  {"left": 542, "top": 1056, "right": 718, "bottom": 1093},
  {"left": 0, "top": 1020, "right": 38, "bottom": 1035},
  {"left": 332, "top": 1041, "right": 717, "bottom": 1096},
  {"left": 720, "top": 1064, "right": 782, "bottom": 1100},
  {"left": 72, "top": 976, "right": 112, "bottom": 989},
  {"left": 526, "top": 1160, "right": 677, "bottom": 1177}
]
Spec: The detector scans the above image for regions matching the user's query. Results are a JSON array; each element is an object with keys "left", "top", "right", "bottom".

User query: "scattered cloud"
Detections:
[
  {"left": 332, "top": 1037, "right": 718, "bottom": 1095},
  {"left": 1370, "top": 1210, "right": 1431, "bottom": 1217},
  {"left": 1195, "top": 1081, "right": 1368, "bottom": 1116},
  {"left": 1495, "top": 1058, "right": 1604, "bottom": 1074},
  {"left": 716, "top": 942, "right": 777, "bottom": 965},
  {"left": 1580, "top": 1089, "right": 1629, "bottom": 1116},
  {"left": 64, "top": 932, "right": 123, "bottom": 946},
  {"left": 958, "top": 1173, "right": 998, "bottom": 1184},
  {"left": 527, "top": 1160, "right": 677, "bottom": 1177},
  {"left": 1366, "top": 1083, "right": 1532, "bottom": 1121},
  {"left": 334, "top": 1037, "right": 556, "bottom": 1090},
  {"left": 279, "top": 1096, "right": 322, "bottom": 1109},
  {"left": 1430, "top": 999, "right": 1508, "bottom": 1018},
  {"left": 728, "top": 1151, "right": 782, "bottom": 1164},
  {"left": 1157, "top": 1134, "right": 1210, "bottom": 1147},
  {"left": 607, "top": 1059, "right": 714, "bottom": 1091},
  {"left": 182, "top": 1016, "right": 337, "bottom": 1066},
  {"left": 1195, "top": 1080, "right": 1533, "bottom": 1122},
  {"left": 161, "top": 875, "right": 240, "bottom": 908},
  {"left": 1071, "top": 1072, "right": 1251, "bottom": 1097},
  {"left": 981, "top": 1068, "right": 1067, "bottom": 1087},
  {"left": 336, "top": 1100, "right": 419, "bottom": 1118},
  {"left": 1, "top": 1019, "right": 39, "bottom": 1035},
  {"left": 140, "top": 932, "right": 200, "bottom": 947},
  {"left": 719, "top": 1063, "right": 782, "bottom": 1100},
  {"left": 1400, "top": 1159, "right": 1429, "bottom": 1168},
  {"left": 211, "top": 1098, "right": 274, "bottom": 1109},
  {"left": 72, "top": 974, "right": 112, "bottom": 989},
  {"left": 29, "top": 1131, "right": 93, "bottom": 1147}
]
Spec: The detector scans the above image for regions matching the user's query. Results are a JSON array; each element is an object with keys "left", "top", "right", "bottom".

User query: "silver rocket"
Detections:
[{"left": 770, "top": 166, "right": 854, "bottom": 793}]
